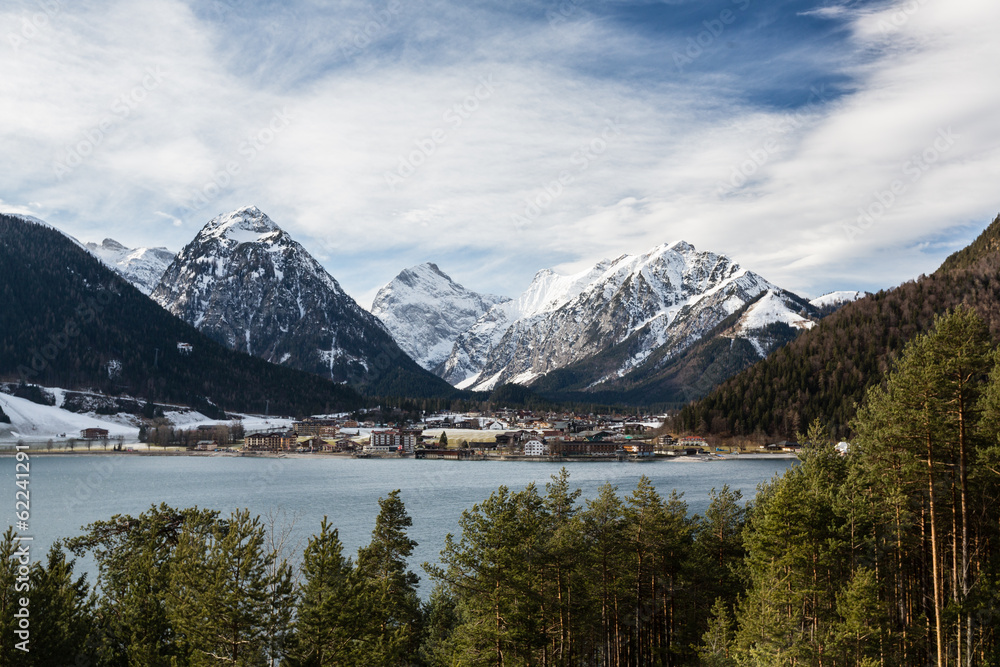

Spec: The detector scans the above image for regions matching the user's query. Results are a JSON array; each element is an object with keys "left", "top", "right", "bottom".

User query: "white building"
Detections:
[{"left": 523, "top": 439, "right": 547, "bottom": 456}]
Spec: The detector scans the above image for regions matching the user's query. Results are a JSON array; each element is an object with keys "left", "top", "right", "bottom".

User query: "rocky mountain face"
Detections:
[
  {"left": 151, "top": 206, "right": 454, "bottom": 397},
  {"left": 434, "top": 241, "right": 817, "bottom": 398},
  {"left": 0, "top": 213, "right": 362, "bottom": 417},
  {"left": 371, "top": 263, "right": 509, "bottom": 372},
  {"left": 86, "top": 238, "right": 175, "bottom": 294}
]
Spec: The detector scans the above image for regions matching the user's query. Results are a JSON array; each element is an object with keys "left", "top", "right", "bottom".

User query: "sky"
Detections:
[{"left": 2, "top": 0, "right": 999, "bottom": 308}]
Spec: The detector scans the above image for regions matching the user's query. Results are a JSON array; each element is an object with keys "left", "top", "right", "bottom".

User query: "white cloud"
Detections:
[{"left": 1, "top": 0, "right": 998, "bottom": 304}]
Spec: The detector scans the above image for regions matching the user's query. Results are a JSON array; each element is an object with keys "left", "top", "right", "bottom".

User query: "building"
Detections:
[
  {"left": 292, "top": 418, "right": 340, "bottom": 437},
  {"left": 297, "top": 437, "right": 328, "bottom": 451},
  {"left": 369, "top": 429, "right": 421, "bottom": 453},
  {"left": 623, "top": 441, "right": 654, "bottom": 457},
  {"left": 245, "top": 431, "right": 295, "bottom": 452},
  {"left": 80, "top": 428, "right": 109, "bottom": 440},
  {"left": 177, "top": 342, "right": 193, "bottom": 355},
  {"left": 548, "top": 440, "right": 619, "bottom": 457},
  {"left": 523, "top": 439, "right": 547, "bottom": 456}
]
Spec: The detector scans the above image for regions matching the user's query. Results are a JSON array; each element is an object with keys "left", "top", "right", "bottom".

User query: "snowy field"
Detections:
[{"left": 0, "top": 388, "right": 294, "bottom": 445}]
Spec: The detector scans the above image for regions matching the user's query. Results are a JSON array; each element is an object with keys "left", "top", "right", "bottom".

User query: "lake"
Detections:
[{"left": 8, "top": 455, "right": 796, "bottom": 594}]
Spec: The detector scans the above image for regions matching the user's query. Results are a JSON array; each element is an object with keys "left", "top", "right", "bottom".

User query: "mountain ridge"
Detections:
[
  {"left": 454, "top": 240, "right": 816, "bottom": 393},
  {"left": 371, "top": 262, "right": 510, "bottom": 372},
  {"left": 152, "top": 206, "right": 456, "bottom": 398},
  {"left": 0, "top": 213, "right": 363, "bottom": 416},
  {"left": 86, "top": 238, "right": 175, "bottom": 295}
]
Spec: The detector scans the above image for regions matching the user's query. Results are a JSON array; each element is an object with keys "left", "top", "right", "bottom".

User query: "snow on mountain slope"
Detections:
[
  {"left": 0, "top": 392, "right": 139, "bottom": 441},
  {"left": 438, "top": 261, "right": 614, "bottom": 385},
  {"left": 151, "top": 206, "right": 445, "bottom": 394},
  {"left": 86, "top": 238, "right": 175, "bottom": 294},
  {"left": 371, "top": 263, "right": 509, "bottom": 372},
  {"left": 736, "top": 290, "right": 816, "bottom": 357},
  {"left": 810, "top": 290, "right": 865, "bottom": 308},
  {"left": 739, "top": 290, "right": 816, "bottom": 333},
  {"left": 439, "top": 240, "right": 817, "bottom": 391}
]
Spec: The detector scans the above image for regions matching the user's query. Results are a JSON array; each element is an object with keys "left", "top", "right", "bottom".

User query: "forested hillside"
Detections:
[
  {"left": 0, "top": 215, "right": 362, "bottom": 416},
  {"left": 679, "top": 214, "right": 1000, "bottom": 439}
]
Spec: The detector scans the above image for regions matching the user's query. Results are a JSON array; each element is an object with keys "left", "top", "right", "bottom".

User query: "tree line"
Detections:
[{"left": 2, "top": 308, "right": 1000, "bottom": 665}]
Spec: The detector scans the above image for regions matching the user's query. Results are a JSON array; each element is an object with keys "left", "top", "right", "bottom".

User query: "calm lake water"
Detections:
[{"left": 8, "top": 455, "right": 796, "bottom": 594}]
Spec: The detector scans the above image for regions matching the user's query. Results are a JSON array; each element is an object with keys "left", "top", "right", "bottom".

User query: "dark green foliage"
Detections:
[
  {"left": 681, "top": 214, "right": 1000, "bottom": 438},
  {"left": 426, "top": 472, "right": 706, "bottom": 666},
  {"left": 0, "top": 215, "right": 362, "bottom": 415},
  {"left": 10, "top": 383, "right": 54, "bottom": 406},
  {"left": 0, "top": 405, "right": 8, "bottom": 423},
  {"left": 730, "top": 308, "right": 1000, "bottom": 666},
  {"left": 355, "top": 490, "right": 423, "bottom": 665},
  {"left": 168, "top": 509, "right": 295, "bottom": 665},
  {"left": 285, "top": 518, "right": 367, "bottom": 666}
]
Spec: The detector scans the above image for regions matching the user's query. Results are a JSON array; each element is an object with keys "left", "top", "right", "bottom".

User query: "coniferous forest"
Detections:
[
  {"left": 3, "top": 308, "right": 1000, "bottom": 666},
  {"left": 680, "top": 215, "right": 1000, "bottom": 439}
]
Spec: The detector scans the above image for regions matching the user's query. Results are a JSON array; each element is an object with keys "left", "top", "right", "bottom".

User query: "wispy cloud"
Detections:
[{"left": 1, "top": 0, "right": 998, "bottom": 307}]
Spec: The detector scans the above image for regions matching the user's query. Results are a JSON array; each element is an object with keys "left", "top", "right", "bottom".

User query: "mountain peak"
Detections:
[
  {"left": 664, "top": 239, "right": 698, "bottom": 255},
  {"left": 99, "top": 238, "right": 128, "bottom": 251},
  {"left": 86, "top": 237, "right": 176, "bottom": 295},
  {"left": 200, "top": 206, "right": 282, "bottom": 243},
  {"left": 372, "top": 263, "right": 511, "bottom": 371}
]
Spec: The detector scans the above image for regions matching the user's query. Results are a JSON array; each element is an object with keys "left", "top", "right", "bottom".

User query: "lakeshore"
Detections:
[{"left": 0, "top": 445, "right": 800, "bottom": 460}]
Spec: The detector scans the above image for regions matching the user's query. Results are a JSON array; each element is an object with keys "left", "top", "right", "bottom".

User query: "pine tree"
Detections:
[
  {"left": 853, "top": 308, "right": 996, "bottom": 666},
  {"left": 427, "top": 484, "right": 548, "bottom": 665},
  {"left": 65, "top": 504, "right": 222, "bottom": 666},
  {"left": 355, "top": 490, "right": 422, "bottom": 665},
  {"left": 699, "top": 598, "right": 736, "bottom": 667},
  {"left": 579, "top": 482, "right": 629, "bottom": 665},
  {"left": 285, "top": 517, "right": 368, "bottom": 666},
  {"left": 168, "top": 509, "right": 294, "bottom": 666},
  {"left": 693, "top": 485, "right": 747, "bottom": 620}
]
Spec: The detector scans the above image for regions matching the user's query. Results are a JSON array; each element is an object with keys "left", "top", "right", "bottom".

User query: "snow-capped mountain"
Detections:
[
  {"left": 809, "top": 290, "right": 865, "bottom": 309},
  {"left": 151, "top": 206, "right": 452, "bottom": 396},
  {"left": 439, "top": 240, "right": 817, "bottom": 392},
  {"left": 86, "top": 238, "right": 175, "bottom": 295},
  {"left": 371, "top": 263, "right": 509, "bottom": 372}
]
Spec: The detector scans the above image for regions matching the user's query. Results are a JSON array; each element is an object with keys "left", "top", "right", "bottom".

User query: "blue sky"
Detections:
[{"left": 2, "top": 0, "right": 999, "bottom": 307}]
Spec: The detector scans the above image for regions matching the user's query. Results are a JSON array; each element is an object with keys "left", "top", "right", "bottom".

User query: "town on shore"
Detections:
[{"left": 47, "top": 408, "right": 813, "bottom": 460}]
